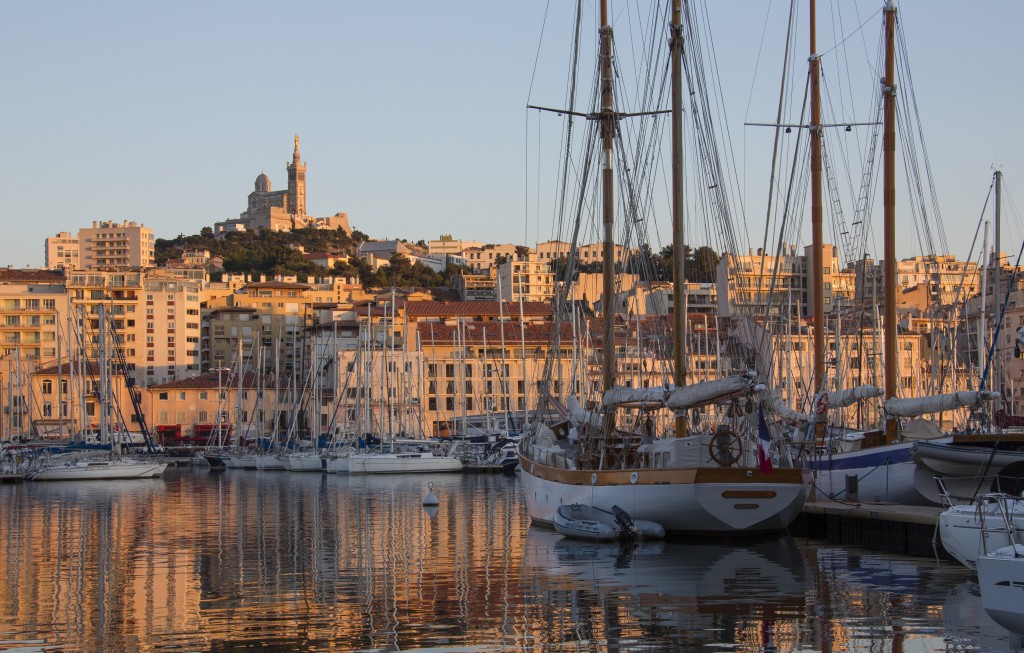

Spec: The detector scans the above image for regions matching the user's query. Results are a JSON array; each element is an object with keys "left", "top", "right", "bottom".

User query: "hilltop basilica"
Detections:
[{"left": 214, "top": 136, "right": 351, "bottom": 235}]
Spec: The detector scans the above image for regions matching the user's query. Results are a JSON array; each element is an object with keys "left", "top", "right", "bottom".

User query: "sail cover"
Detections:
[
  {"left": 884, "top": 390, "right": 999, "bottom": 417},
  {"left": 602, "top": 386, "right": 670, "bottom": 409},
  {"left": 566, "top": 395, "right": 603, "bottom": 429},
  {"left": 827, "top": 385, "right": 883, "bottom": 409},
  {"left": 665, "top": 373, "right": 763, "bottom": 410},
  {"left": 766, "top": 389, "right": 812, "bottom": 424}
]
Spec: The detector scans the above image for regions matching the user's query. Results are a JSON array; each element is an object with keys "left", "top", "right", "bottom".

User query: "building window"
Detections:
[
  {"left": 41, "top": 380, "right": 53, "bottom": 394},
  {"left": 159, "top": 392, "right": 168, "bottom": 400}
]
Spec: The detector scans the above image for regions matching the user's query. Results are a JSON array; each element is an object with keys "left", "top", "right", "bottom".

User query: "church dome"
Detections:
[{"left": 255, "top": 173, "right": 271, "bottom": 193}]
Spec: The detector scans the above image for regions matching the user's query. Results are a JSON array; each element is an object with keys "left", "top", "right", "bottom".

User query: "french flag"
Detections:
[{"left": 757, "top": 405, "right": 774, "bottom": 474}]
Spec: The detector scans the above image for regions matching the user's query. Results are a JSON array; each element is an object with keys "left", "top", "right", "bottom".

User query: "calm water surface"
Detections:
[{"left": 0, "top": 467, "right": 1016, "bottom": 652}]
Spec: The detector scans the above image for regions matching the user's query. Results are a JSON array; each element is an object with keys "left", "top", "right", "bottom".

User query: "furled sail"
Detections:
[
  {"left": 884, "top": 390, "right": 999, "bottom": 417},
  {"left": 665, "top": 372, "right": 764, "bottom": 410},
  {"left": 766, "top": 389, "right": 813, "bottom": 424},
  {"left": 602, "top": 386, "right": 671, "bottom": 409},
  {"left": 827, "top": 385, "right": 883, "bottom": 409},
  {"left": 566, "top": 395, "right": 603, "bottom": 429}
]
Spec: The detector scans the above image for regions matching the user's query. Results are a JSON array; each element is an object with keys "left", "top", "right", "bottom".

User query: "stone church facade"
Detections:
[{"left": 215, "top": 136, "right": 351, "bottom": 235}]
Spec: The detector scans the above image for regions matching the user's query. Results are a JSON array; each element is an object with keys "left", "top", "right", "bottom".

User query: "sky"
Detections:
[{"left": 0, "top": 1, "right": 1021, "bottom": 269}]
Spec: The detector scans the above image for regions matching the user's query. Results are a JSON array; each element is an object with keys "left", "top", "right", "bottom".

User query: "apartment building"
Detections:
[
  {"left": 43, "top": 232, "right": 80, "bottom": 270},
  {"left": 496, "top": 256, "right": 555, "bottom": 303},
  {"left": 78, "top": 220, "right": 155, "bottom": 269}
]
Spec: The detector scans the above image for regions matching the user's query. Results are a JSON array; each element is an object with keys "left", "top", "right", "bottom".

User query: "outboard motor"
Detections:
[{"left": 612, "top": 505, "right": 639, "bottom": 540}]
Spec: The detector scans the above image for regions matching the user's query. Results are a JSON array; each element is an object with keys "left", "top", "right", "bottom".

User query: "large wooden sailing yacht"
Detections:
[{"left": 517, "top": 0, "right": 811, "bottom": 536}]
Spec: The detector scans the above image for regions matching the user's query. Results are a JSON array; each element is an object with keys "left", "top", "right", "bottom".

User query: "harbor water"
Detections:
[{"left": 0, "top": 467, "right": 1016, "bottom": 652}]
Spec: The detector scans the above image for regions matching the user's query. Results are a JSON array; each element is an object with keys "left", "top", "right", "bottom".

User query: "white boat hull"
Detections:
[
  {"left": 808, "top": 441, "right": 930, "bottom": 504},
  {"left": 939, "top": 496, "right": 1024, "bottom": 570},
  {"left": 31, "top": 457, "right": 167, "bottom": 481},
  {"left": 282, "top": 452, "right": 325, "bottom": 472},
  {"left": 977, "top": 544, "right": 1024, "bottom": 634},
  {"left": 348, "top": 452, "right": 463, "bottom": 475},
  {"left": 324, "top": 451, "right": 352, "bottom": 474},
  {"left": 911, "top": 440, "right": 1024, "bottom": 503},
  {"left": 222, "top": 454, "right": 285, "bottom": 470},
  {"left": 518, "top": 455, "right": 810, "bottom": 535}
]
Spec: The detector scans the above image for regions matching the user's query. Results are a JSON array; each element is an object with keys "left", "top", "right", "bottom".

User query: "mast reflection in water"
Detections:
[{"left": 0, "top": 469, "right": 1016, "bottom": 652}]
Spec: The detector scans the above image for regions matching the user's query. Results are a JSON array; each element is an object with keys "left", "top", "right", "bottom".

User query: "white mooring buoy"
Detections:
[{"left": 423, "top": 481, "right": 440, "bottom": 507}]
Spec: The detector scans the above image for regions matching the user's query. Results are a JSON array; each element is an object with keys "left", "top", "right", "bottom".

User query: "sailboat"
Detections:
[
  {"left": 516, "top": 0, "right": 811, "bottom": 536},
  {"left": 749, "top": 1, "right": 1004, "bottom": 506},
  {"left": 30, "top": 306, "right": 167, "bottom": 481}
]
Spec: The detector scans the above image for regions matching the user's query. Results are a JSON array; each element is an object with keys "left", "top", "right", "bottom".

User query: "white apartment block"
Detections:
[
  {"left": 497, "top": 256, "right": 555, "bottom": 303},
  {"left": 44, "top": 232, "right": 80, "bottom": 270},
  {"left": 78, "top": 220, "right": 155, "bottom": 269}
]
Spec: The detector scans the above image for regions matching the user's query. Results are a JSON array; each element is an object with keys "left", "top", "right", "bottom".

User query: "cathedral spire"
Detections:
[{"left": 287, "top": 135, "right": 306, "bottom": 218}]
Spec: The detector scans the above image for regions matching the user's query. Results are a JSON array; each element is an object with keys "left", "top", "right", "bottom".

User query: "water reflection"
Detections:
[{"left": 0, "top": 468, "right": 1017, "bottom": 652}]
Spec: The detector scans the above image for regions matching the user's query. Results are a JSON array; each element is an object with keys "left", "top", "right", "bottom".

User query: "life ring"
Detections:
[
  {"left": 814, "top": 392, "right": 829, "bottom": 415},
  {"left": 708, "top": 429, "right": 743, "bottom": 466}
]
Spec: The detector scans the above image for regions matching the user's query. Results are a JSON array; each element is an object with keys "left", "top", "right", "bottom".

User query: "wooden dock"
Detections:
[
  {"left": 0, "top": 473, "right": 25, "bottom": 484},
  {"left": 792, "top": 498, "right": 947, "bottom": 559}
]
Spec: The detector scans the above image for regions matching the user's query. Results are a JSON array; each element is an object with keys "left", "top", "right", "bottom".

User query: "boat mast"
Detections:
[
  {"left": 670, "top": 0, "right": 687, "bottom": 438},
  {"left": 809, "top": 0, "right": 825, "bottom": 408},
  {"left": 993, "top": 168, "right": 1003, "bottom": 413},
  {"left": 882, "top": 0, "right": 897, "bottom": 440},
  {"left": 599, "top": 0, "right": 616, "bottom": 400}
]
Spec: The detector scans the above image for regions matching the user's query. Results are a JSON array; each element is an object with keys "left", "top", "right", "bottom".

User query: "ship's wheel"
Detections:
[{"left": 709, "top": 429, "right": 742, "bottom": 466}]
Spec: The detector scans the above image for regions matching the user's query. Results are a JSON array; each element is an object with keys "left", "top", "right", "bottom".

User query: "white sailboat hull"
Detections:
[
  {"left": 807, "top": 441, "right": 929, "bottom": 504},
  {"left": 977, "top": 544, "right": 1024, "bottom": 635},
  {"left": 31, "top": 457, "right": 167, "bottom": 481},
  {"left": 282, "top": 452, "right": 325, "bottom": 472},
  {"left": 324, "top": 450, "right": 353, "bottom": 474},
  {"left": 518, "top": 454, "right": 810, "bottom": 535},
  {"left": 348, "top": 452, "right": 463, "bottom": 475},
  {"left": 939, "top": 496, "right": 1024, "bottom": 570},
  {"left": 222, "top": 454, "right": 285, "bottom": 471}
]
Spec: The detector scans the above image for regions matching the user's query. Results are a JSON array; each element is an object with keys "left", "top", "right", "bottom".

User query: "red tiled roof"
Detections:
[
  {"left": 35, "top": 361, "right": 100, "bottom": 375},
  {"left": 417, "top": 321, "right": 572, "bottom": 346},
  {"left": 406, "top": 300, "right": 551, "bottom": 318},
  {"left": 0, "top": 268, "right": 65, "bottom": 283},
  {"left": 149, "top": 371, "right": 272, "bottom": 390}
]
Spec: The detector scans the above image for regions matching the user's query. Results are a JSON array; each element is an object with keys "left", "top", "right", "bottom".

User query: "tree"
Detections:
[
  {"left": 200, "top": 226, "right": 214, "bottom": 238},
  {"left": 515, "top": 245, "right": 532, "bottom": 259}
]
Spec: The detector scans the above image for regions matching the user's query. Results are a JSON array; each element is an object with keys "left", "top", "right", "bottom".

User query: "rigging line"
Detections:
[
  {"left": 693, "top": 0, "right": 747, "bottom": 241},
  {"left": 817, "top": 6, "right": 882, "bottom": 60},
  {"left": 754, "top": 75, "right": 810, "bottom": 367},
  {"left": 759, "top": 0, "right": 798, "bottom": 267},
  {"left": 897, "top": 24, "right": 949, "bottom": 256},
  {"left": 934, "top": 183, "right": 991, "bottom": 394},
  {"left": 742, "top": 0, "right": 778, "bottom": 121},
  {"left": 525, "top": 0, "right": 553, "bottom": 103}
]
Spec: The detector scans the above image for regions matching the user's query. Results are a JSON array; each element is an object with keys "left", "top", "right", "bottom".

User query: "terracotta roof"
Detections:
[
  {"left": 406, "top": 300, "right": 552, "bottom": 318},
  {"left": 417, "top": 321, "right": 572, "bottom": 346},
  {"left": 35, "top": 361, "right": 100, "bottom": 375},
  {"left": 149, "top": 371, "right": 272, "bottom": 390},
  {"left": 0, "top": 268, "right": 65, "bottom": 283}
]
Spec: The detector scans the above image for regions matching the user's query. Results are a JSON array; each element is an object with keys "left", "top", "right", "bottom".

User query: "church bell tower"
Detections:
[{"left": 287, "top": 135, "right": 306, "bottom": 217}]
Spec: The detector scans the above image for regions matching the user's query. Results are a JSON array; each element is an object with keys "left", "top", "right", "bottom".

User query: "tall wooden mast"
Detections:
[
  {"left": 993, "top": 168, "right": 1003, "bottom": 408},
  {"left": 882, "top": 0, "right": 898, "bottom": 440},
  {"left": 810, "top": 0, "right": 826, "bottom": 405},
  {"left": 599, "top": 0, "right": 617, "bottom": 396},
  {"left": 670, "top": 0, "right": 687, "bottom": 437}
]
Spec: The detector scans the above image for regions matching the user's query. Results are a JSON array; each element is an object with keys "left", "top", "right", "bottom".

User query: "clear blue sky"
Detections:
[{"left": 0, "top": 1, "right": 1020, "bottom": 268}]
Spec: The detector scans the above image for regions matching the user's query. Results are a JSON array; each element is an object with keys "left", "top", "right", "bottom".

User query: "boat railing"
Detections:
[{"left": 936, "top": 474, "right": 1024, "bottom": 509}]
